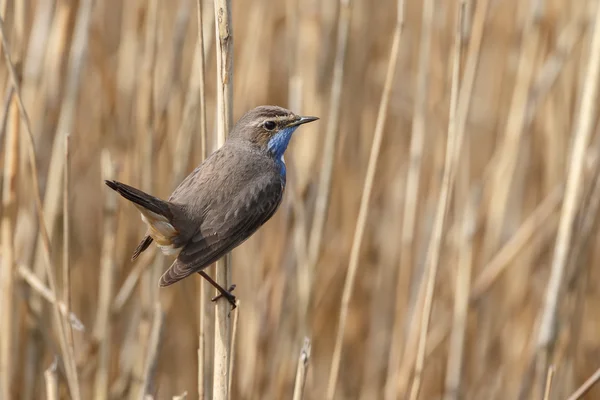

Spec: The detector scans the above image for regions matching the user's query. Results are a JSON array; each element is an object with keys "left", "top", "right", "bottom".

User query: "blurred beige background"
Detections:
[{"left": 1, "top": 0, "right": 600, "bottom": 399}]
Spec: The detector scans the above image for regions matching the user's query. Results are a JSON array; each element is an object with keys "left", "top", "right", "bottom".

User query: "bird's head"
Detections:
[{"left": 230, "top": 105, "right": 319, "bottom": 160}]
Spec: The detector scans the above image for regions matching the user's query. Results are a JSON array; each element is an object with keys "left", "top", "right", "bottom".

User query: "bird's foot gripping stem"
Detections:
[
  {"left": 211, "top": 284, "right": 237, "bottom": 309},
  {"left": 197, "top": 270, "right": 237, "bottom": 310}
]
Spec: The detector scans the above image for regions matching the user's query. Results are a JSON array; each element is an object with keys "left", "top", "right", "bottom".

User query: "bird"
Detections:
[{"left": 105, "top": 105, "right": 318, "bottom": 309}]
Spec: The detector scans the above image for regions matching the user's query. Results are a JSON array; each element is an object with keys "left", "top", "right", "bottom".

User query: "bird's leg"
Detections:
[{"left": 197, "top": 270, "right": 237, "bottom": 309}]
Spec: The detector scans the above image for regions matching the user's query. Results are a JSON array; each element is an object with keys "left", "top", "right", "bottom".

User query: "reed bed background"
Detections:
[{"left": 1, "top": 0, "right": 600, "bottom": 399}]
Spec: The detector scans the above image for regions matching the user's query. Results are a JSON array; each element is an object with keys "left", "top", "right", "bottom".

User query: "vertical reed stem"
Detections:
[{"left": 212, "top": 0, "right": 234, "bottom": 399}]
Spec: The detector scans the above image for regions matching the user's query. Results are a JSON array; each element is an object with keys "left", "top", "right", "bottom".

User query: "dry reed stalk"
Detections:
[
  {"left": 17, "top": 264, "right": 84, "bottom": 331},
  {"left": 542, "top": 366, "right": 555, "bottom": 400},
  {"left": 61, "top": 133, "right": 80, "bottom": 399},
  {"left": 325, "top": 1, "right": 404, "bottom": 397},
  {"left": 292, "top": 337, "right": 311, "bottom": 400},
  {"left": 385, "top": 0, "right": 435, "bottom": 397},
  {"left": 384, "top": 1, "right": 433, "bottom": 396},
  {"left": 565, "top": 143, "right": 600, "bottom": 289},
  {"left": 408, "top": 1, "right": 464, "bottom": 398},
  {"left": 93, "top": 150, "right": 117, "bottom": 400},
  {"left": 228, "top": 302, "right": 240, "bottom": 395},
  {"left": 0, "top": 69, "right": 19, "bottom": 400},
  {"left": 296, "top": 0, "right": 351, "bottom": 344},
  {"left": 536, "top": 0, "right": 600, "bottom": 392},
  {"left": 566, "top": 367, "right": 600, "bottom": 400},
  {"left": 443, "top": 176, "right": 476, "bottom": 400},
  {"left": 308, "top": 0, "right": 352, "bottom": 267},
  {"left": 44, "top": 358, "right": 58, "bottom": 400},
  {"left": 286, "top": 0, "right": 301, "bottom": 112},
  {"left": 24, "top": 1, "right": 88, "bottom": 392},
  {"left": 481, "top": 4, "right": 541, "bottom": 261},
  {"left": 131, "top": 0, "right": 160, "bottom": 398},
  {"left": 396, "top": 183, "right": 574, "bottom": 387},
  {"left": 173, "top": 391, "right": 188, "bottom": 400},
  {"left": 22, "top": 0, "right": 55, "bottom": 84},
  {"left": 31, "top": 0, "right": 92, "bottom": 278},
  {"left": 0, "top": 14, "right": 81, "bottom": 400},
  {"left": 140, "top": 303, "right": 165, "bottom": 397},
  {"left": 396, "top": 0, "right": 435, "bottom": 336},
  {"left": 440, "top": 3, "right": 469, "bottom": 400},
  {"left": 390, "top": 0, "right": 488, "bottom": 395},
  {"left": 109, "top": 308, "right": 142, "bottom": 399},
  {"left": 193, "top": 0, "right": 211, "bottom": 397},
  {"left": 0, "top": 85, "right": 13, "bottom": 147},
  {"left": 470, "top": 184, "right": 563, "bottom": 300},
  {"left": 62, "top": 134, "right": 72, "bottom": 343},
  {"left": 526, "top": 22, "right": 583, "bottom": 126},
  {"left": 111, "top": 250, "right": 156, "bottom": 313},
  {"left": 212, "top": 0, "right": 234, "bottom": 399}
]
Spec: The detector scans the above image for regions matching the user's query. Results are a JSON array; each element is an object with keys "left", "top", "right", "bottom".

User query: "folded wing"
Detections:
[{"left": 158, "top": 177, "right": 283, "bottom": 286}]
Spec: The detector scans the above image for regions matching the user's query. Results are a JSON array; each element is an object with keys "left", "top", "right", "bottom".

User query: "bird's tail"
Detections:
[
  {"left": 105, "top": 180, "right": 180, "bottom": 259},
  {"left": 105, "top": 180, "right": 173, "bottom": 218}
]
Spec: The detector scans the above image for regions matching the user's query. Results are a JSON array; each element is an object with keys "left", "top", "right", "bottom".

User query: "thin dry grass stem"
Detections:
[
  {"left": 62, "top": 133, "right": 72, "bottom": 339},
  {"left": 93, "top": 150, "right": 118, "bottom": 400},
  {"left": 195, "top": 0, "right": 211, "bottom": 397},
  {"left": 408, "top": 1, "right": 463, "bottom": 398},
  {"left": 111, "top": 250, "right": 156, "bottom": 314},
  {"left": 173, "top": 391, "right": 188, "bottom": 400},
  {"left": 291, "top": 188, "right": 310, "bottom": 330},
  {"left": 212, "top": 1, "right": 234, "bottom": 399},
  {"left": 196, "top": 0, "right": 209, "bottom": 162},
  {"left": 286, "top": 0, "right": 302, "bottom": 114},
  {"left": 536, "top": 0, "right": 600, "bottom": 386},
  {"left": 292, "top": 337, "right": 312, "bottom": 400},
  {"left": 542, "top": 365, "right": 555, "bottom": 400},
  {"left": 443, "top": 178, "right": 476, "bottom": 400},
  {"left": 396, "top": 0, "right": 434, "bottom": 353},
  {"left": 392, "top": 0, "right": 488, "bottom": 395},
  {"left": 140, "top": 303, "right": 165, "bottom": 398},
  {"left": 526, "top": 22, "right": 583, "bottom": 126},
  {"left": 566, "top": 367, "right": 600, "bottom": 400},
  {"left": 0, "top": 14, "right": 81, "bottom": 400},
  {"left": 17, "top": 264, "right": 84, "bottom": 331},
  {"left": 172, "top": 26, "right": 204, "bottom": 186},
  {"left": 44, "top": 358, "right": 58, "bottom": 400},
  {"left": 470, "top": 184, "right": 563, "bottom": 300},
  {"left": 132, "top": 0, "right": 160, "bottom": 396},
  {"left": 325, "top": 2, "right": 404, "bottom": 397},
  {"left": 481, "top": 5, "right": 540, "bottom": 261},
  {"left": 228, "top": 301, "right": 240, "bottom": 395},
  {"left": 386, "top": 0, "right": 434, "bottom": 396},
  {"left": 0, "top": 85, "right": 13, "bottom": 147},
  {"left": 0, "top": 70, "right": 19, "bottom": 400},
  {"left": 22, "top": 0, "right": 54, "bottom": 86},
  {"left": 109, "top": 308, "right": 142, "bottom": 399},
  {"left": 565, "top": 145, "right": 600, "bottom": 288},
  {"left": 62, "top": 133, "right": 80, "bottom": 399},
  {"left": 400, "top": 183, "right": 562, "bottom": 383},
  {"left": 441, "top": 3, "right": 469, "bottom": 400},
  {"left": 32, "top": 0, "right": 93, "bottom": 281},
  {"left": 308, "top": 0, "right": 352, "bottom": 267},
  {"left": 298, "top": 0, "right": 351, "bottom": 341}
]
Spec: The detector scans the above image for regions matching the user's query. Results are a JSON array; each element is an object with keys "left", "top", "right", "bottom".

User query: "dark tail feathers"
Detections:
[
  {"left": 105, "top": 180, "right": 173, "bottom": 219},
  {"left": 132, "top": 235, "right": 153, "bottom": 260}
]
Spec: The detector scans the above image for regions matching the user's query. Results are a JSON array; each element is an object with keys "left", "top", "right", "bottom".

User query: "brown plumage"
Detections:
[{"left": 105, "top": 105, "right": 318, "bottom": 306}]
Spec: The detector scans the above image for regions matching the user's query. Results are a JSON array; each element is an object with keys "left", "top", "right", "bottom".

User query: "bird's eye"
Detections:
[{"left": 264, "top": 121, "right": 276, "bottom": 131}]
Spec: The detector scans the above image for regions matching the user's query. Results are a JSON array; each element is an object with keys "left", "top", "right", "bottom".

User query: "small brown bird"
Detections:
[{"left": 106, "top": 105, "right": 318, "bottom": 308}]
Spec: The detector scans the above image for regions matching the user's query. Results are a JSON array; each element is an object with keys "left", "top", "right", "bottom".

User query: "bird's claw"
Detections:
[{"left": 211, "top": 284, "right": 237, "bottom": 310}]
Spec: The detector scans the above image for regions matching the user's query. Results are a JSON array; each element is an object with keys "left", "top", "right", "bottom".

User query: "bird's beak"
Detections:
[{"left": 289, "top": 115, "right": 319, "bottom": 127}]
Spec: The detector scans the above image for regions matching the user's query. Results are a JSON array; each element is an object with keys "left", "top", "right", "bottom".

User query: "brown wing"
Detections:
[{"left": 158, "top": 177, "right": 283, "bottom": 286}]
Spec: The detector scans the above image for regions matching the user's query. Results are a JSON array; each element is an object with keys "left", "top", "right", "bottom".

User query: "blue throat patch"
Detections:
[{"left": 267, "top": 126, "right": 298, "bottom": 177}]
